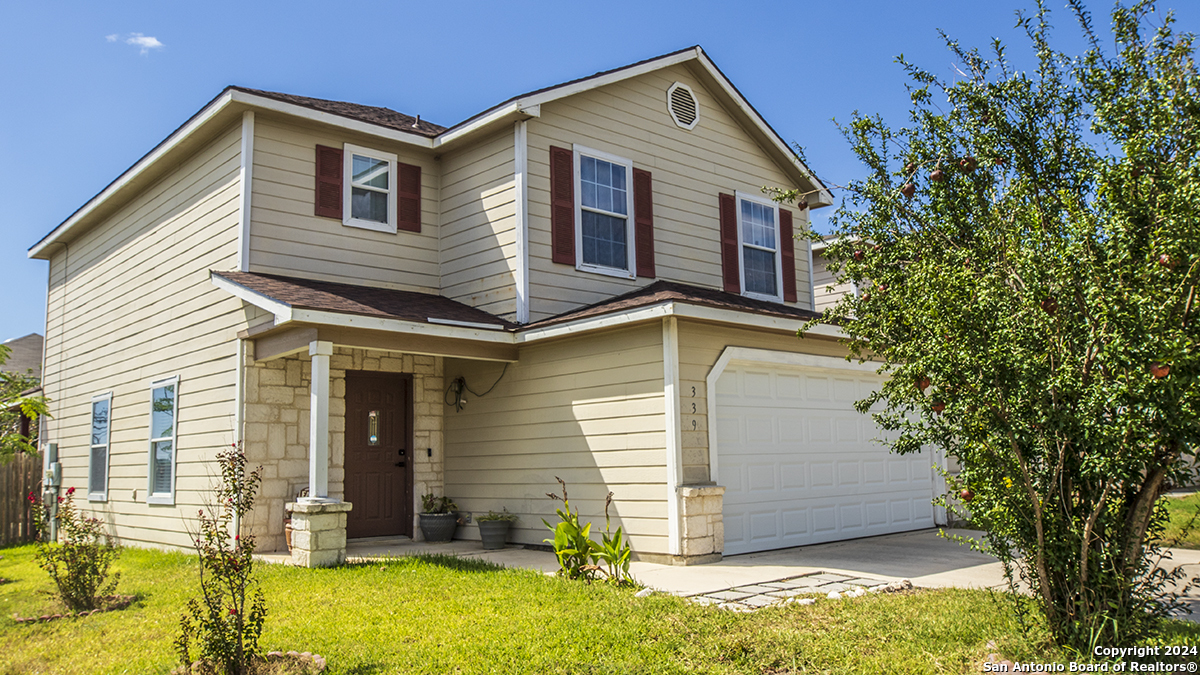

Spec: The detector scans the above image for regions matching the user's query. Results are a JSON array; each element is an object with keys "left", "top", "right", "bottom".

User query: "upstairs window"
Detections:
[
  {"left": 88, "top": 392, "right": 112, "bottom": 502},
  {"left": 147, "top": 376, "right": 179, "bottom": 505},
  {"left": 719, "top": 191, "right": 797, "bottom": 303},
  {"left": 574, "top": 146, "right": 637, "bottom": 278},
  {"left": 738, "top": 194, "right": 780, "bottom": 299},
  {"left": 313, "top": 144, "right": 422, "bottom": 234},
  {"left": 344, "top": 144, "right": 397, "bottom": 233},
  {"left": 549, "top": 145, "right": 655, "bottom": 279}
]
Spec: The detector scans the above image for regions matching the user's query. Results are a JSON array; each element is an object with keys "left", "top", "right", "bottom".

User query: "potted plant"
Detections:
[
  {"left": 476, "top": 509, "right": 518, "bottom": 550},
  {"left": 419, "top": 494, "right": 459, "bottom": 543}
]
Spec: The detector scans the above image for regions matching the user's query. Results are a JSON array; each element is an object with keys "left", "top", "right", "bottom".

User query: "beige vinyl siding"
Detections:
[
  {"left": 42, "top": 123, "right": 260, "bottom": 550},
  {"left": 675, "top": 320, "right": 849, "bottom": 484},
  {"left": 248, "top": 115, "right": 440, "bottom": 292},
  {"left": 525, "top": 62, "right": 812, "bottom": 321},
  {"left": 443, "top": 323, "right": 670, "bottom": 554},
  {"left": 813, "top": 249, "right": 856, "bottom": 312},
  {"left": 439, "top": 129, "right": 517, "bottom": 319}
]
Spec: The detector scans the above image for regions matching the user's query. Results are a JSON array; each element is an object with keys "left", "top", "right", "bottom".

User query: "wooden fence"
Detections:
[{"left": 1, "top": 452, "right": 41, "bottom": 546}]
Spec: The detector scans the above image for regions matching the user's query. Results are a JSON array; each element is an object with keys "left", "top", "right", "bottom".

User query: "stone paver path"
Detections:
[{"left": 684, "top": 571, "right": 904, "bottom": 612}]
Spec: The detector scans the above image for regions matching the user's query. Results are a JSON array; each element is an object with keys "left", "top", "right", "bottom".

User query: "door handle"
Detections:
[{"left": 395, "top": 461, "right": 406, "bottom": 468}]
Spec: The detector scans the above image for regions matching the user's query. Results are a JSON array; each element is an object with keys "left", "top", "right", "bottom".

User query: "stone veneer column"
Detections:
[
  {"left": 287, "top": 501, "right": 352, "bottom": 568},
  {"left": 678, "top": 485, "right": 725, "bottom": 564}
]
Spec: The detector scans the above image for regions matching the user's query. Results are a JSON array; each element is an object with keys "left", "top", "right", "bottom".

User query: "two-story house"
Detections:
[{"left": 29, "top": 47, "right": 946, "bottom": 566}]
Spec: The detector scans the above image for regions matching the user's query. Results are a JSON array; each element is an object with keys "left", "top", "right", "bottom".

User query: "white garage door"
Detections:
[{"left": 717, "top": 361, "right": 937, "bottom": 556}]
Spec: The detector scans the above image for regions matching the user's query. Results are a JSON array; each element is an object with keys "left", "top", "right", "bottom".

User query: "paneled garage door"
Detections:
[{"left": 716, "top": 361, "right": 937, "bottom": 556}]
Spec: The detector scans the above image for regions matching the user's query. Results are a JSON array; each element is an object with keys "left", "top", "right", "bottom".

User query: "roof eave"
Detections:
[{"left": 29, "top": 89, "right": 239, "bottom": 259}]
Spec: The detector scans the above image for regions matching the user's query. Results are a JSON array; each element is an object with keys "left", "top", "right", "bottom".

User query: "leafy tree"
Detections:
[
  {"left": 788, "top": 0, "right": 1200, "bottom": 649},
  {"left": 0, "top": 343, "right": 48, "bottom": 462}
]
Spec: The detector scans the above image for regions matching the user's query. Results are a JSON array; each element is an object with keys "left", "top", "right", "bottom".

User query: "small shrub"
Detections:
[
  {"left": 420, "top": 494, "right": 457, "bottom": 514},
  {"left": 476, "top": 509, "right": 518, "bottom": 523},
  {"left": 175, "top": 444, "right": 267, "bottom": 675},
  {"left": 29, "top": 486, "right": 121, "bottom": 611},
  {"left": 543, "top": 478, "right": 633, "bottom": 584}
]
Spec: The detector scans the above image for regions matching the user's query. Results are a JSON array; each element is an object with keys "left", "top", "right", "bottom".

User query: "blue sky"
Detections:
[{"left": 3, "top": 0, "right": 1196, "bottom": 343}]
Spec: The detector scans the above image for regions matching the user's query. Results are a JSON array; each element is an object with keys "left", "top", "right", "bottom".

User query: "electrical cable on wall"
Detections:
[{"left": 445, "top": 363, "right": 508, "bottom": 412}]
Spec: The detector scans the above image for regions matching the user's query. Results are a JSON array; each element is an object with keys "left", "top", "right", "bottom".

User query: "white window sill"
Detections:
[
  {"left": 88, "top": 493, "right": 107, "bottom": 503},
  {"left": 343, "top": 217, "right": 397, "bottom": 234},
  {"left": 743, "top": 291, "right": 784, "bottom": 303},
  {"left": 577, "top": 263, "right": 635, "bottom": 280},
  {"left": 146, "top": 494, "right": 175, "bottom": 506}
]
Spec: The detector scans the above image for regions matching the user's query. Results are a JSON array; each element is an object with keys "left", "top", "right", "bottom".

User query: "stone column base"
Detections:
[
  {"left": 679, "top": 484, "right": 725, "bottom": 559},
  {"left": 287, "top": 501, "right": 352, "bottom": 568}
]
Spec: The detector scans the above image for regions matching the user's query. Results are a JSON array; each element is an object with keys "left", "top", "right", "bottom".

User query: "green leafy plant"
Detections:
[
  {"left": 791, "top": 0, "right": 1200, "bottom": 649},
  {"left": 420, "top": 494, "right": 457, "bottom": 514},
  {"left": 543, "top": 478, "right": 632, "bottom": 584},
  {"left": 593, "top": 492, "right": 632, "bottom": 584},
  {"left": 175, "top": 444, "right": 267, "bottom": 675},
  {"left": 29, "top": 486, "right": 121, "bottom": 611},
  {"left": 476, "top": 509, "right": 518, "bottom": 523},
  {"left": 0, "top": 343, "right": 49, "bottom": 462}
]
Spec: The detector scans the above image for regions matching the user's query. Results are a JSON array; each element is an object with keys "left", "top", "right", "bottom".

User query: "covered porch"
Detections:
[{"left": 210, "top": 271, "right": 517, "bottom": 566}]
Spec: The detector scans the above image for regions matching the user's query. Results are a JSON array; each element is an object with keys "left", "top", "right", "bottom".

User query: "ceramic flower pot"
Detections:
[
  {"left": 477, "top": 520, "right": 512, "bottom": 550},
  {"left": 418, "top": 513, "right": 458, "bottom": 543}
]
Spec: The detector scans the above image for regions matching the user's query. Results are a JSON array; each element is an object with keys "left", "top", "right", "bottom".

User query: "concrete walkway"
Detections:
[{"left": 259, "top": 528, "right": 1200, "bottom": 620}]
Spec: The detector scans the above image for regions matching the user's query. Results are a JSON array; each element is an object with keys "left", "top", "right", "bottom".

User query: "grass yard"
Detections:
[
  {"left": 1162, "top": 492, "right": 1200, "bottom": 549},
  {"left": 2, "top": 544, "right": 1198, "bottom": 675}
]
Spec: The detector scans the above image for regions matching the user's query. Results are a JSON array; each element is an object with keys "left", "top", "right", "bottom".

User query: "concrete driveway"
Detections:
[
  {"left": 316, "top": 527, "right": 1200, "bottom": 621},
  {"left": 630, "top": 528, "right": 1005, "bottom": 597}
]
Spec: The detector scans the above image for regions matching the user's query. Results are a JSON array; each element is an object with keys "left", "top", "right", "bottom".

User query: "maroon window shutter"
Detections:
[
  {"left": 719, "top": 193, "right": 740, "bottom": 293},
  {"left": 397, "top": 162, "right": 421, "bottom": 232},
  {"left": 314, "top": 145, "right": 343, "bottom": 219},
  {"left": 779, "top": 208, "right": 797, "bottom": 303},
  {"left": 633, "top": 168, "right": 655, "bottom": 278},
  {"left": 550, "top": 146, "right": 575, "bottom": 265}
]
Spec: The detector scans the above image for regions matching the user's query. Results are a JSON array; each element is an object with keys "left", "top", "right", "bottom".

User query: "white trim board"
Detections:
[
  {"left": 513, "top": 120, "right": 530, "bottom": 324},
  {"left": 662, "top": 316, "right": 683, "bottom": 556},
  {"left": 237, "top": 111, "right": 255, "bottom": 273}
]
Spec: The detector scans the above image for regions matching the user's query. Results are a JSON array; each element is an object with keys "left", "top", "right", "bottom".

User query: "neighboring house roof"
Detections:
[
  {"left": 30, "top": 46, "right": 831, "bottom": 259},
  {"left": 229, "top": 87, "right": 447, "bottom": 138},
  {"left": 1, "top": 334, "right": 43, "bottom": 379},
  {"left": 211, "top": 272, "right": 516, "bottom": 330},
  {"left": 524, "top": 280, "right": 821, "bottom": 330}
]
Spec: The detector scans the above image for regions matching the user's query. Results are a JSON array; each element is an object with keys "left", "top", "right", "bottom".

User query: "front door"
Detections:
[{"left": 344, "top": 371, "right": 413, "bottom": 538}]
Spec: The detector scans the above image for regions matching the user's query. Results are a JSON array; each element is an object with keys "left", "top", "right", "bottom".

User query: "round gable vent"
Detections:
[{"left": 667, "top": 82, "right": 700, "bottom": 130}]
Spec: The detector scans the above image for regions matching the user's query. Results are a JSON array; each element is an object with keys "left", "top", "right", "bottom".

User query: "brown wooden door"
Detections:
[{"left": 344, "top": 371, "right": 413, "bottom": 538}]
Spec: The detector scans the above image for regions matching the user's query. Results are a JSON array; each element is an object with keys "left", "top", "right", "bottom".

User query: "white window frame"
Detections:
[
  {"left": 342, "top": 143, "right": 398, "bottom": 234},
  {"left": 146, "top": 375, "right": 180, "bottom": 506},
  {"left": 735, "top": 190, "right": 784, "bottom": 302},
  {"left": 573, "top": 144, "right": 637, "bottom": 280},
  {"left": 88, "top": 392, "right": 113, "bottom": 503}
]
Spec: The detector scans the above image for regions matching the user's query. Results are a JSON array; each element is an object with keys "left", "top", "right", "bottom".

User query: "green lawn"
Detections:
[
  {"left": 1, "top": 543, "right": 1197, "bottom": 674},
  {"left": 1162, "top": 492, "right": 1200, "bottom": 549}
]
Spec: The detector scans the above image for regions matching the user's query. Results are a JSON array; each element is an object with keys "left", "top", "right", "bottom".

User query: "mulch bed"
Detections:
[{"left": 11, "top": 594, "right": 136, "bottom": 624}]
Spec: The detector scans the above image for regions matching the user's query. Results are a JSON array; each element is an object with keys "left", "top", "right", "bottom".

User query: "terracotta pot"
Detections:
[{"left": 284, "top": 520, "right": 293, "bottom": 551}]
